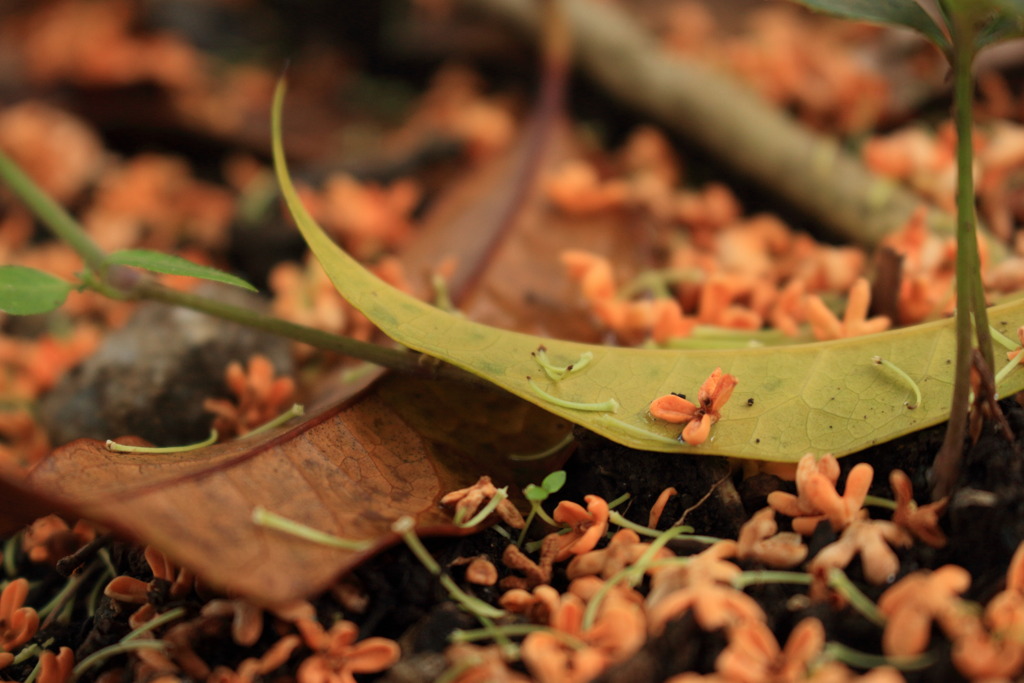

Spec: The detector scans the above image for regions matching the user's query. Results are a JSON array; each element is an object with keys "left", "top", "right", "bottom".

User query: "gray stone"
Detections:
[{"left": 38, "top": 287, "right": 292, "bottom": 447}]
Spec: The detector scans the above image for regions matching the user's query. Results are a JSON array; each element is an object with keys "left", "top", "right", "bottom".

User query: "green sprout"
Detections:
[
  {"left": 786, "top": 0, "right": 1024, "bottom": 496},
  {"left": 516, "top": 470, "right": 567, "bottom": 546}
]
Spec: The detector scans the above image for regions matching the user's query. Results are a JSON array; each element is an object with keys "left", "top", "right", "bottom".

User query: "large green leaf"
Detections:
[
  {"left": 0, "top": 265, "right": 73, "bottom": 315},
  {"left": 788, "top": 0, "right": 951, "bottom": 52},
  {"left": 272, "top": 82, "right": 1024, "bottom": 462},
  {"left": 107, "top": 250, "right": 257, "bottom": 292}
]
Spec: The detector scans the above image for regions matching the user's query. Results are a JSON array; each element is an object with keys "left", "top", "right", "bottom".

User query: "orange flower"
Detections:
[
  {"left": 544, "top": 160, "right": 629, "bottom": 215},
  {"left": 889, "top": 470, "right": 947, "bottom": 548},
  {"left": 878, "top": 565, "right": 971, "bottom": 656},
  {"left": 735, "top": 507, "right": 807, "bottom": 569},
  {"left": 519, "top": 629, "right": 606, "bottom": 683},
  {"left": 566, "top": 529, "right": 673, "bottom": 580},
  {"left": 767, "top": 453, "right": 873, "bottom": 534},
  {"left": 810, "top": 519, "right": 912, "bottom": 587},
  {"left": 541, "top": 495, "right": 610, "bottom": 564},
  {"left": 560, "top": 251, "right": 617, "bottom": 304},
  {"left": 21, "top": 515, "right": 96, "bottom": 565},
  {"left": 207, "top": 634, "right": 303, "bottom": 683},
  {"left": 646, "top": 541, "right": 766, "bottom": 633},
  {"left": 500, "top": 543, "right": 550, "bottom": 590},
  {"left": 203, "top": 354, "right": 295, "bottom": 438},
  {"left": 317, "top": 173, "right": 421, "bottom": 258},
  {"left": 805, "top": 277, "right": 890, "bottom": 340},
  {"left": 945, "top": 541, "right": 1024, "bottom": 679},
  {"left": 649, "top": 367, "right": 737, "bottom": 445},
  {"left": 441, "top": 643, "right": 531, "bottom": 683},
  {"left": 648, "top": 486, "right": 678, "bottom": 528},
  {"left": 519, "top": 578, "right": 646, "bottom": 683},
  {"left": 37, "top": 647, "right": 74, "bottom": 683},
  {"left": 716, "top": 617, "right": 825, "bottom": 683},
  {"left": 295, "top": 618, "right": 400, "bottom": 683},
  {"left": 0, "top": 578, "right": 38, "bottom": 652},
  {"left": 440, "top": 476, "right": 525, "bottom": 529},
  {"left": 104, "top": 546, "right": 194, "bottom": 629},
  {"left": 695, "top": 274, "right": 763, "bottom": 330},
  {"left": 560, "top": 251, "right": 695, "bottom": 343}
]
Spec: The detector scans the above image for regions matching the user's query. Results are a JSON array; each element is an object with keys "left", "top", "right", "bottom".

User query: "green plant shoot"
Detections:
[{"left": 784, "top": 0, "right": 1024, "bottom": 492}]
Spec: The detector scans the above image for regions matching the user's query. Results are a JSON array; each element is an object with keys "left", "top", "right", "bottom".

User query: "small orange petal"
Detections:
[
  {"left": 649, "top": 394, "right": 699, "bottom": 423},
  {"left": 346, "top": 638, "right": 401, "bottom": 674},
  {"left": 843, "top": 278, "right": 872, "bottom": 327},
  {"left": 682, "top": 414, "right": 712, "bottom": 445},
  {"left": 552, "top": 500, "right": 591, "bottom": 527}
]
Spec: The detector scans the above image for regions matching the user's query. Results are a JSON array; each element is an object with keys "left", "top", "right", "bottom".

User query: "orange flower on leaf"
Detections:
[{"left": 649, "top": 368, "right": 738, "bottom": 445}]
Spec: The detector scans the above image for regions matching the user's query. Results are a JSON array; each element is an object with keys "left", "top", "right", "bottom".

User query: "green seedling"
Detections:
[
  {"left": 782, "top": 0, "right": 1024, "bottom": 492},
  {"left": 517, "top": 470, "right": 566, "bottom": 546}
]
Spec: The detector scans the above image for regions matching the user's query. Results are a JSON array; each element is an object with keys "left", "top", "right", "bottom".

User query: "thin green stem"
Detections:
[
  {"left": 863, "top": 494, "right": 898, "bottom": 511},
  {"left": 608, "top": 511, "right": 696, "bottom": 539},
  {"left": 516, "top": 508, "right": 538, "bottom": 548},
  {"left": 827, "top": 568, "right": 885, "bottom": 627},
  {"left": 137, "top": 281, "right": 424, "bottom": 371},
  {"left": 822, "top": 642, "right": 934, "bottom": 672},
  {"left": 933, "top": 33, "right": 985, "bottom": 500},
  {"left": 458, "top": 487, "right": 509, "bottom": 528},
  {"left": 71, "top": 640, "right": 166, "bottom": 680},
  {"left": 0, "top": 150, "right": 108, "bottom": 272},
  {"left": 508, "top": 432, "right": 575, "bottom": 461},
  {"left": 581, "top": 523, "right": 695, "bottom": 630},
  {"left": 123, "top": 606, "right": 187, "bottom": 641},
  {"left": 530, "top": 501, "right": 558, "bottom": 528},
  {"left": 251, "top": 507, "right": 374, "bottom": 551},
  {"left": 731, "top": 570, "right": 812, "bottom": 591},
  {"left": 243, "top": 403, "right": 305, "bottom": 438},
  {"left": 0, "top": 144, "right": 485, "bottom": 381},
  {"left": 392, "top": 517, "right": 505, "bottom": 620},
  {"left": 105, "top": 429, "right": 218, "bottom": 454},
  {"left": 451, "top": 623, "right": 585, "bottom": 651}
]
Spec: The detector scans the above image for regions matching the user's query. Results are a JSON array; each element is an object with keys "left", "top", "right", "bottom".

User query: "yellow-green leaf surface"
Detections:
[{"left": 272, "top": 82, "right": 1024, "bottom": 462}]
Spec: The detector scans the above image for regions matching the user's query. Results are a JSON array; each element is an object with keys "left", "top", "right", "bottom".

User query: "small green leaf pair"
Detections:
[
  {"left": 0, "top": 249, "right": 256, "bottom": 316},
  {"left": 524, "top": 470, "right": 567, "bottom": 503}
]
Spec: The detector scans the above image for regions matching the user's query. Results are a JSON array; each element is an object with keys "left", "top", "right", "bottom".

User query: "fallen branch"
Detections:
[{"left": 458, "top": 0, "right": 1001, "bottom": 256}]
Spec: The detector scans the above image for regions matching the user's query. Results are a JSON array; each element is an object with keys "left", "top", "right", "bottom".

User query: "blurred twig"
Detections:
[{"left": 457, "top": 0, "right": 1003, "bottom": 258}]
